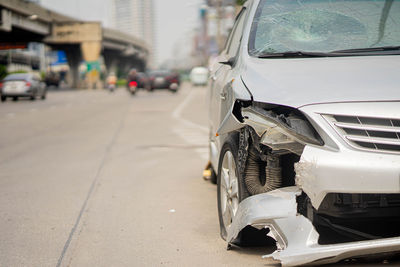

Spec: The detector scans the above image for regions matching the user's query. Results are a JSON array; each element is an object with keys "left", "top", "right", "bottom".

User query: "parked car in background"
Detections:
[
  {"left": 208, "top": 0, "right": 400, "bottom": 266},
  {"left": 190, "top": 67, "right": 209, "bottom": 86},
  {"left": 0, "top": 73, "right": 46, "bottom": 102},
  {"left": 148, "top": 70, "right": 180, "bottom": 92}
]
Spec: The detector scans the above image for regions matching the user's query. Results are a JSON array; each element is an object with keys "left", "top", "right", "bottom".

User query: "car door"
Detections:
[{"left": 209, "top": 8, "right": 248, "bottom": 141}]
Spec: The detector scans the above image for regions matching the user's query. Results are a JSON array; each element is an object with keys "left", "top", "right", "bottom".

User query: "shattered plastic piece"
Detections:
[
  {"left": 227, "top": 186, "right": 301, "bottom": 244},
  {"left": 263, "top": 215, "right": 400, "bottom": 266},
  {"left": 227, "top": 186, "right": 400, "bottom": 267}
]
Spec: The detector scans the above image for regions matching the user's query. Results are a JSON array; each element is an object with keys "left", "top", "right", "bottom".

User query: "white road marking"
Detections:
[
  {"left": 172, "top": 89, "right": 209, "bottom": 161},
  {"left": 172, "top": 89, "right": 208, "bottom": 133},
  {"left": 6, "top": 113, "right": 15, "bottom": 117}
]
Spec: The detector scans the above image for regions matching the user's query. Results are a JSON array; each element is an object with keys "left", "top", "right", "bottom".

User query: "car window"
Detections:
[
  {"left": 223, "top": 8, "right": 244, "bottom": 52},
  {"left": 227, "top": 8, "right": 247, "bottom": 58}
]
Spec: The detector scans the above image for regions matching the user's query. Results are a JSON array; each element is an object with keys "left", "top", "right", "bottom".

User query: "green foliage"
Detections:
[
  {"left": 236, "top": 0, "right": 247, "bottom": 5},
  {"left": 0, "top": 65, "right": 7, "bottom": 80},
  {"left": 40, "top": 71, "right": 46, "bottom": 80},
  {"left": 8, "top": 70, "right": 28, "bottom": 74},
  {"left": 116, "top": 79, "right": 127, "bottom": 87}
]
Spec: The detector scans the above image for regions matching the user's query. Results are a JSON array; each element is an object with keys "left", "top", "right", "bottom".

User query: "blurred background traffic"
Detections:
[{"left": 0, "top": 0, "right": 245, "bottom": 92}]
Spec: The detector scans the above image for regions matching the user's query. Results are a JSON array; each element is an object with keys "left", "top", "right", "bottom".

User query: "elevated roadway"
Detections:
[{"left": 0, "top": 0, "right": 149, "bottom": 87}]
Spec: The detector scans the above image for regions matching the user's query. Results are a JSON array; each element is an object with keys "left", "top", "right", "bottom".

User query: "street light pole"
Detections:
[{"left": 216, "top": 0, "right": 224, "bottom": 52}]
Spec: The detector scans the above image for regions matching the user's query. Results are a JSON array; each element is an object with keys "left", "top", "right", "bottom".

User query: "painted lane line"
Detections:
[
  {"left": 172, "top": 89, "right": 208, "bottom": 133},
  {"left": 172, "top": 89, "right": 209, "bottom": 161}
]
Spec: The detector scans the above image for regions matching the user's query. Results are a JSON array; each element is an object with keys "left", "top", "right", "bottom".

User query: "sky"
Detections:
[{"left": 40, "top": 0, "right": 203, "bottom": 66}]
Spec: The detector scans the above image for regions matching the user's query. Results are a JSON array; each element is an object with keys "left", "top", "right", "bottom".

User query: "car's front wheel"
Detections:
[
  {"left": 1, "top": 96, "right": 5, "bottom": 102},
  {"left": 217, "top": 137, "right": 248, "bottom": 240}
]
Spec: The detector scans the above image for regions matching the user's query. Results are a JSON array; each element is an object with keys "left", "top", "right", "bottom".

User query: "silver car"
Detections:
[
  {"left": 1, "top": 73, "right": 47, "bottom": 102},
  {"left": 208, "top": 0, "right": 400, "bottom": 265}
]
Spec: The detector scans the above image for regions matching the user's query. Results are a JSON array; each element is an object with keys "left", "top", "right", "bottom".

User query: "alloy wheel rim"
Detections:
[{"left": 220, "top": 150, "right": 239, "bottom": 231}]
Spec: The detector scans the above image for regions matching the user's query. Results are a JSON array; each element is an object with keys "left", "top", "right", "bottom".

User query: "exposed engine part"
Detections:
[
  {"left": 238, "top": 127, "right": 250, "bottom": 175},
  {"left": 245, "top": 148, "right": 282, "bottom": 195}
]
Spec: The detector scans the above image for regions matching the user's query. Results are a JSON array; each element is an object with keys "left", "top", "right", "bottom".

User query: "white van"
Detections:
[{"left": 190, "top": 67, "right": 208, "bottom": 86}]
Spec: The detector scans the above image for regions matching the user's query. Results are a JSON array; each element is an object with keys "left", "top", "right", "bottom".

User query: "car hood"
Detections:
[{"left": 242, "top": 55, "right": 400, "bottom": 108}]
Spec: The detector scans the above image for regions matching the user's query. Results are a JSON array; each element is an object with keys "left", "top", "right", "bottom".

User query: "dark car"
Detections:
[
  {"left": 136, "top": 72, "right": 151, "bottom": 90},
  {"left": 148, "top": 70, "right": 180, "bottom": 92},
  {"left": 44, "top": 72, "right": 60, "bottom": 87},
  {"left": 1, "top": 73, "right": 46, "bottom": 102}
]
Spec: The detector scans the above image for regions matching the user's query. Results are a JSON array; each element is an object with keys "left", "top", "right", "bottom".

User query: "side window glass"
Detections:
[
  {"left": 223, "top": 8, "right": 245, "bottom": 52},
  {"left": 227, "top": 9, "right": 247, "bottom": 58}
]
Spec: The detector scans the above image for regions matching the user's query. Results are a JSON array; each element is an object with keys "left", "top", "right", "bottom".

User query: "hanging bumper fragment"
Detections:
[{"left": 227, "top": 187, "right": 400, "bottom": 267}]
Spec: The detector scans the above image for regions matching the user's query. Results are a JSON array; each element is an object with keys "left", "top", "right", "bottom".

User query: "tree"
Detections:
[
  {"left": 0, "top": 65, "right": 7, "bottom": 80},
  {"left": 236, "top": 0, "right": 246, "bottom": 5}
]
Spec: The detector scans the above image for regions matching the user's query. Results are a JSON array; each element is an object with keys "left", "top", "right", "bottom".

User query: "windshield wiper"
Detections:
[
  {"left": 331, "top": 46, "right": 400, "bottom": 53},
  {"left": 257, "top": 51, "right": 335, "bottom": 58}
]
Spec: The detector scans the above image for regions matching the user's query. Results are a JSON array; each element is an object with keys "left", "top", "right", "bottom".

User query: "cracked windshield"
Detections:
[
  {"left": 250, "top": 0, "right": 400, "bottom": 55},
  {"left": 1, "top": 0, "right": 400, "bottom": 266}
]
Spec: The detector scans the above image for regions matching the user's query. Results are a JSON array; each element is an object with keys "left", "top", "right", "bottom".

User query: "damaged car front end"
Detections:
[
  {"left": 221, "top": 101, "right": 400, "bottom": 266},
  {"left": 208, "top": 0, "right": 400, "bottom": 265}
]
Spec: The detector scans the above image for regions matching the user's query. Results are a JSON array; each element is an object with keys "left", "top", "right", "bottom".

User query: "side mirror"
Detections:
[{"left": 219, "top": 57, "right": 236, "bottom": 67}]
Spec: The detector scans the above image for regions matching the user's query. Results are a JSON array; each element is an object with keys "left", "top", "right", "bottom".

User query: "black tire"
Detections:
[
  {"left": 217, "top": 136, "right": 249, "bottom": 241},
  {"left": 210, "top": 166, "right": 217, "bottom": 184},
  {"left": 30, "top": 95, "right": 35, "bottom": 101},
  {"left": 1, "top": 96, "right": 5, "bottom": 102},
  {"left": 13, "top": 96, "right": 18, "bottom": 101},
  {"left": 41, "top": 93, "right": 46, "bottom": 100}
]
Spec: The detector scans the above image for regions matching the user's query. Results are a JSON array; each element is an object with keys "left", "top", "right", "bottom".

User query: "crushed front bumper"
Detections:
[{"left": 227, "top": 187, "right": 400, "bottom": 266}]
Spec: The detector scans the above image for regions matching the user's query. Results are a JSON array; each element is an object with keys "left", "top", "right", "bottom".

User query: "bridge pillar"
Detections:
[
  {"left": 64, "top": 45, "right": 82, "bottom": 89},
  {"left": 81, "top": 41, "right": 102, "bottom": 89},
  {"left": 44, "top": 22, "right": 102, "bottom": 89}
]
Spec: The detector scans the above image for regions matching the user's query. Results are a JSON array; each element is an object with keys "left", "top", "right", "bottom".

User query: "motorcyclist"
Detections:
[
  {"left": 106, "top": 72, "right": 117, "bottom": 92},
  {"left": 127, "top": 69, "right": 139, "bottom": 89}
]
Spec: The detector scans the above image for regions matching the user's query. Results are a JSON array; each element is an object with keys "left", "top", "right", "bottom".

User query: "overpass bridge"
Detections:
[{"left": 0, "top": 0, "right": 149, "bottom": 87}]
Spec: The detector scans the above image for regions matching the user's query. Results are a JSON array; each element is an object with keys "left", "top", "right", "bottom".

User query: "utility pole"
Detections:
[{"left": 216, "top": 0, "right": 224, "bottom": 52}]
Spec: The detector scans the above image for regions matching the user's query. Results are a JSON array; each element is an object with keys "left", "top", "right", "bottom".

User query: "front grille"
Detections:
[{"left": 324, "top": 115, "right": 400, "bottom": 153}]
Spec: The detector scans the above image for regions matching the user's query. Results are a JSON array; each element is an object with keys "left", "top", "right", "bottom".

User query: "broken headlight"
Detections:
[{"left": 241, "top": 105, "right": 323, "bottom": 154}]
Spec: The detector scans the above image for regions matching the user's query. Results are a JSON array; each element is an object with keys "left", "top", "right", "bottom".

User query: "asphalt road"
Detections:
[
  {"left": 0, "top": 84, "right": 398, "bottom": 267},
  {"left": 0, "top": 84, "right": 278, "bottom": 267}
]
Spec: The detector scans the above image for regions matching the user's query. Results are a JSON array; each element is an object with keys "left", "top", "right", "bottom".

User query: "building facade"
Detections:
[{"left": 111, "top": 0, "right": 155, "bottom": 67}]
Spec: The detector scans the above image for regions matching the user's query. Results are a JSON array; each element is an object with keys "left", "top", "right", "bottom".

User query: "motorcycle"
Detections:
[
  {"left": 108, "top": 83, "right": 116, "bottom": 92},
  {"left": 128, "top": 81, "right": 138, "bottom": 95}
]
